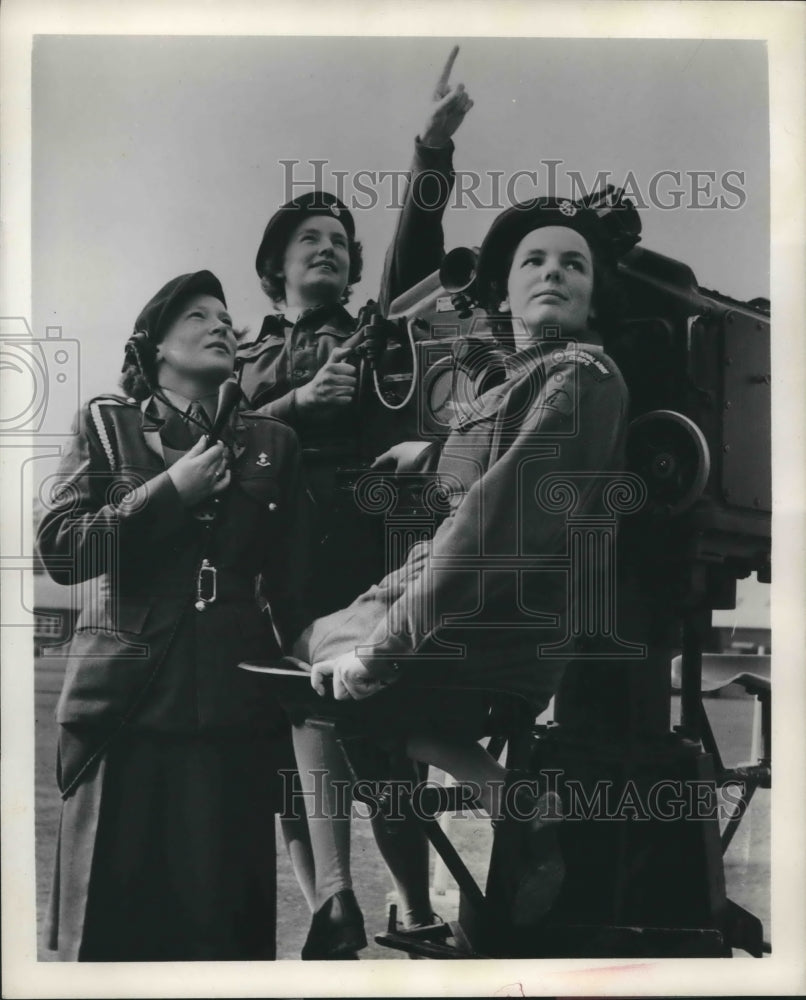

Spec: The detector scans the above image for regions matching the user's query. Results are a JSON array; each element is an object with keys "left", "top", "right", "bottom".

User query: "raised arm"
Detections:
[{"left": 378, "top": 46, "right": 474, "bottom": 314}]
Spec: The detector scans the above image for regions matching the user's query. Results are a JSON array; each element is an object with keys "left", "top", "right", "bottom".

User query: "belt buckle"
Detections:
[{"left": 195, "top": 559, "right": 217, "bottom": 611}]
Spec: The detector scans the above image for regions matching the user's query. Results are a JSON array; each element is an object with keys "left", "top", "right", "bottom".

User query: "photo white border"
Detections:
[{"left": 2, "top": 1, "right": 804, "bottom": 996}]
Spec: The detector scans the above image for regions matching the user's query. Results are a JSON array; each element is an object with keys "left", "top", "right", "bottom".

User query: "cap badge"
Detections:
[
  {"left": 329, "top": 203, "right": 341, "bottom": 218},
  {"left": 256, "top": 452, "right": 271, "bottom": 467},
  {"left": 559, "top": 200, "right": 577, "bottom": 217}
]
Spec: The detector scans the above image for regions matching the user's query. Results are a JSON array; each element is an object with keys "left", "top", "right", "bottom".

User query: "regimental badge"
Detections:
[
  {"left": 256, "top": 452, "right": 271, "bottom": 467},
  {"left": 330, "top": 203, "right": 341, "bottom": 218},
  {"left": 559, "top": 200, "right": 577, "bottom": 217}
]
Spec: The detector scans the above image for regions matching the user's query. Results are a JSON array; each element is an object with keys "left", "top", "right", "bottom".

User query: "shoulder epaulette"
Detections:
[
  {"left": 87, "top": 393, "right": 137, "bottom": 407},
  {"left": 560, "top": 346, "right": 614, "bottom": 381}
]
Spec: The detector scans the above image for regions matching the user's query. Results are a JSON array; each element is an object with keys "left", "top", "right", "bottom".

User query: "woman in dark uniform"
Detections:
[
  {"left": 38, "top": 270, "right": 309, "bottom": 960},
  {"left": 286, "top": 196, "right": 639, "bottom": 955},
  {"left": 235, "top": 49, "right": 476, "bottom": 955},
  {"left": 238, "top": 46, "right": 474, "bottom": 617}
]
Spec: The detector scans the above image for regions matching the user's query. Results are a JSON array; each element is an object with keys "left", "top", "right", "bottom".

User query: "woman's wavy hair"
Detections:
[
  {"left": 120, "top": 333, "right": 158, "bottom": 402},
  {"left": 257, "top": 237, "right": 364, "bottom": 308}
]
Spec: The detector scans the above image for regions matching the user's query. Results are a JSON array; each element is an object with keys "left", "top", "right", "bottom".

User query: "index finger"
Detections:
[
  {"left": 433, "top": 45, "right": 459, "bottom": 99},
  {"left": 328, "top": 345, "right": 356, "bottom": 363},
  {"left": 187, "top": 435, "right": 209, "bottom": 455}
]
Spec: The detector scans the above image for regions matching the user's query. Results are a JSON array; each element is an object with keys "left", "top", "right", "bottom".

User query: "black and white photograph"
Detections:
[{"left": 1, "top": 1, "right": 804, "bottom": 997}]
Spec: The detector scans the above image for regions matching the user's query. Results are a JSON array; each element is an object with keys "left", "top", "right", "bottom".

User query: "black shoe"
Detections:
[{"left": 301, "top": 889, "right": 367, "bottom": 960}]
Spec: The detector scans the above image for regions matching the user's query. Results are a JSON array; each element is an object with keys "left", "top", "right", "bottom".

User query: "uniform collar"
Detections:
[
  {"left": 288, "top": 301, "right": 354, "bottom": 331},
  {"left": 140, "top": 395, "right": 247, "bottom": 462},
  {"left": 248, "top": 301, "right": 355, "bottom": 346}
]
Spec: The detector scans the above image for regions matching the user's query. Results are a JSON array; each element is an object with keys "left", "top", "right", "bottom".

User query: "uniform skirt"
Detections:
[{"left": 46, "top": 726, "right": 294, "bottom": 961}]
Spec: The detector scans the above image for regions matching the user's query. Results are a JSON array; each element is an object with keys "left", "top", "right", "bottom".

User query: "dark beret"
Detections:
[
  {"left": 133, "top": 270, "right": 226, "bottom": 343},
  {"left": 255, "top": 191, "right": 355, "bottom": 276},
  {"left": 475, "top": 195, "right": 641, "bottom": 309}
]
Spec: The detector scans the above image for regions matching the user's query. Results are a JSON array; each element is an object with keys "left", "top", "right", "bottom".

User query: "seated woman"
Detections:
[
  {"left": 287, "top": 197, "right": 635, "bottom": 957},
  {"left": 37, "top": 271, "right": 309, "bottom": 960}
]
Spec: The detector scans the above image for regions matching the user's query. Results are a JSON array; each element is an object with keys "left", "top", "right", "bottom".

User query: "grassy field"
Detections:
[{"left": 35, "top": 656, "right": 770, "bottom": 961}]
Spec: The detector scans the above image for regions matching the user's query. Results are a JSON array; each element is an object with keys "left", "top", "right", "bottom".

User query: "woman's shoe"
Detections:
[{"left": 301, "top": 889, "right": 368, "bottom": 960}]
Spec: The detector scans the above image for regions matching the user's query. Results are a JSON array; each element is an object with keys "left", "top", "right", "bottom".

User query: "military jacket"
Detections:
[
  {"left": 298, "top": 341, "right": 631, "bottom": 704},
  {"left": 37, "top": 396, "right": 309, "bottom": 791}
]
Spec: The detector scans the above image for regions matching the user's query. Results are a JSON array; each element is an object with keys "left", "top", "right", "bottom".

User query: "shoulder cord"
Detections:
[{"left": 89, "top": 401, "right": 117, "bottom": 472}]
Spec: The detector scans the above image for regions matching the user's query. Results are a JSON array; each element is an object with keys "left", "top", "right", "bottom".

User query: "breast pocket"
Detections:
[{"left": 237, "top": 470, "right": 283, "bottom": 512}]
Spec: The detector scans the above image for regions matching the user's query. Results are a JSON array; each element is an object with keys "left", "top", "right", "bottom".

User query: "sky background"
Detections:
[{"left": 31, "top": 35, "right": 769, "bottom": 402}]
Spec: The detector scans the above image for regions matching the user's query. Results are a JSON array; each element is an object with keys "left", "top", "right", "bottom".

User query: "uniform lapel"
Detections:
[
  {"left": 140, "top": 398, "right": 166, "bottom": 463},
  {"left": 222, "top": 407, "right": 248, "bottom": 461}
]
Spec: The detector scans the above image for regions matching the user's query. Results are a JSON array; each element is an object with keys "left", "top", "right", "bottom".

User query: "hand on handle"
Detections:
[{"left": 295, "top": 345, "right": 358, "bottom": 414}]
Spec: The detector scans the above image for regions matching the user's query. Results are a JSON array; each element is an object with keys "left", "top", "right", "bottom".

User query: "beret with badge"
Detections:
[
  {"left": 474, "top": 189, "right": 642, "bottom": 311},
  {"left": 121, "top": 269, "right": 227, "bottom": 384},
  {"left": 132, "top": 270, "right": 227, "bottom": 344},
  {"left": 255, "top": 192, "right": 355, "bottom": 276}
]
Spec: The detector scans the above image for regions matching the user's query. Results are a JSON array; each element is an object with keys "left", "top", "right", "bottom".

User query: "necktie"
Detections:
[
  {"left": 161, "top": 400, "right": 211, "bottom": 450},
  {"left": 187, "top": 401, "right": 212, "bottom": 436}
]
